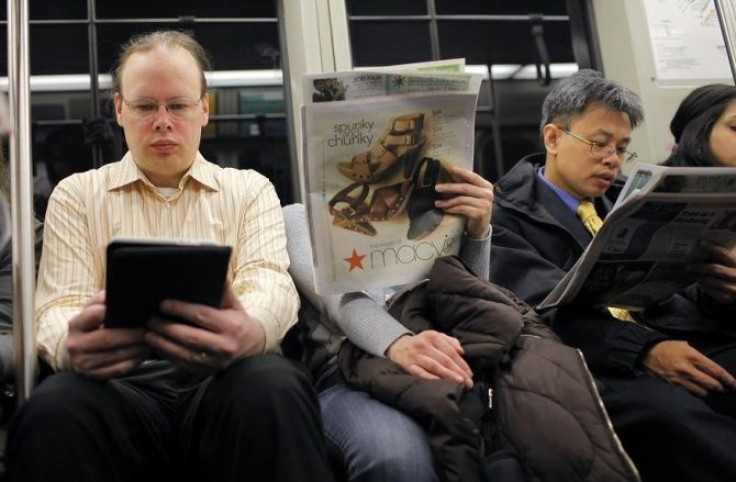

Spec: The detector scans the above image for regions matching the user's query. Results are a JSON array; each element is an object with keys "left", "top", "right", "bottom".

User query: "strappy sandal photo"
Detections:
[
  {"left": 328, "top": 156, "right": 450, "bottom": 239},
  {"left": 337, "top": 112, "right": 426, "bottom": 184},
  {"left": 405, "top": 157, "right": 450, "bottom": 240},
  {"left": 328, "top": 178, "right": 413, "bottom": 236},
  {"left": 363, "top": 180, "right": 413, "bottom": 222},
  {"left": 328, "top": 182, "right": 377, "bottom": 236},
  {"left": 332, "top": 209, "right": 376, "bottom": 236}
]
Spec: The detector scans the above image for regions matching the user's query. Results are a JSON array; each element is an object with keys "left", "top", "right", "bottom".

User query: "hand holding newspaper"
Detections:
[
  {"left": 301, "top": 60, "right": 483, "bottom": 294},
  {"left": 539, "top": 163, "right": 736, "bottom": 311}
]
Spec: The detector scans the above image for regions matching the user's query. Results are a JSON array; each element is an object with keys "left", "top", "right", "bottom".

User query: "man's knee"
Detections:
[
  {"left": 603, "top": 375, "right": 719, "bottom": 431},
  {"left": 211, "top": 354, "right": 316, "bottom": 412},
  {"left": 17, "top": 372, "right": 110, "bottom": 424},
  {"left": 8, "top": 371, "right": 125, "bottom": 453}
]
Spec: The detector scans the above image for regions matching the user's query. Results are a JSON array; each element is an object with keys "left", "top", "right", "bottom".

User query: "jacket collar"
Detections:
[
  {"left": 495, "top": 153, "right": 623, "bottom": 215},
  {"left": 494, "top": 154, "right": 624, "bottom": 248},
  {"left": 494, "top": 153, "right": 550, "bottom": 219}
]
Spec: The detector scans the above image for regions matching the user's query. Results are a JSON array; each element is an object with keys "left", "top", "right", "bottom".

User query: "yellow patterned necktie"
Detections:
[
  {"left": 576, "top": 200, "right": 603, "bottom": 236},
  {"left": 576, "top": 200, "right": 635, "bottom": 322}
]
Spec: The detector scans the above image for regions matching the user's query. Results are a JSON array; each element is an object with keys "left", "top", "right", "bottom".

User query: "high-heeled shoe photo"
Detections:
[
  {"left": 328, "top": 156, "right": 450, "bottom": 240},
  {"left": 405, "top": 157, "right": 450, "bottom": 240}
]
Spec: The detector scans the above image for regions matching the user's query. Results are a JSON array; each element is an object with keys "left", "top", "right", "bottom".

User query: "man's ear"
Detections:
[
  {"left": 113, "top": 93, "right": 124, "bottom": 127},
  {"left": 201, "top": 93, "right": 210, "bottom": 127},
  {"left": 542, "top": 124, "right": 561, "bottom": 155}
]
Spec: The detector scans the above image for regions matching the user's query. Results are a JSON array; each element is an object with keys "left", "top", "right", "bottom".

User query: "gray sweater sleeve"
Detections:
[
  {"left": 283, "top": 204, "right": 491, "bottom": 358},
  {"left": 283, "top": 204, "right": 411, "bottom": 357},
  {"left": 459, "top": 227, "right": 491, "bottom": 281}
]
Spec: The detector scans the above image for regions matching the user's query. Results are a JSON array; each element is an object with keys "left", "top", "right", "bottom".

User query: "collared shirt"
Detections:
[
  {"left": 536, "top": 166, "right": 580, "bottom": 213},
  {"left": 36, "top": 151, "right": 298, "bottom": 371}
]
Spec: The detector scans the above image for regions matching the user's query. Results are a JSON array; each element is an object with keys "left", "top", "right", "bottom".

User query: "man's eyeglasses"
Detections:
[
  {"left": 121, "top": 97, "right": 203, "bottom": 120},
  {"left": 557, "top": 126, "right": 638, "bottom": 163}
]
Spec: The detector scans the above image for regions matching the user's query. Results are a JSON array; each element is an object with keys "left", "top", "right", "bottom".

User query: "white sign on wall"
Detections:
[{"left": 644, "top": 0, "right": 731, "bottom": 81}]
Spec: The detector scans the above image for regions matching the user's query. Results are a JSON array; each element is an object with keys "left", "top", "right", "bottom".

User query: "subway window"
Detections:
[
  {"left": 1, "top": 0, "right": 293, "bottom": 220},
  {"left": 345, "top": 0, "right": 598, "bottom": 181}
]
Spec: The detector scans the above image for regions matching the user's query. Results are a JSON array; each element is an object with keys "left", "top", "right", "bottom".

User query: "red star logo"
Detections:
[{"left": 344, "top": 249, "right": 366, "bottom": 272}]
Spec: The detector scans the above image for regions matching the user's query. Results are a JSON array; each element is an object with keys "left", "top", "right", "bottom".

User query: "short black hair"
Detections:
[{"left": 540, "top": 69, "right": 643, "bottom": 133}]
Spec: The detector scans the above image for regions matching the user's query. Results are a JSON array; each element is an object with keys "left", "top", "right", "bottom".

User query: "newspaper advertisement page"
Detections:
[
  {"left": 303, "top": 70, "right": 481, "bottom": 294},
  {"left": 539, "top": 164, "right": 736, "bottom": 310}
]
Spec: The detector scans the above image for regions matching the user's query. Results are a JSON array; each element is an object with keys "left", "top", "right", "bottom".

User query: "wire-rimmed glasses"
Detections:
[
  {"left": 558, "top": 126, "right": 638, "bottom": 163},
  {"left": 121, "top": 96, "right": 203, "bottom": 120}
]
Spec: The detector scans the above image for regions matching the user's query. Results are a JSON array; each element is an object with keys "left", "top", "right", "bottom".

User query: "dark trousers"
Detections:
[
  {"left": 5, "top": 355, "right": 335, "bottom": 482},
  {"left": 600, "top": 338, "right": 736, "bottom": 482}
]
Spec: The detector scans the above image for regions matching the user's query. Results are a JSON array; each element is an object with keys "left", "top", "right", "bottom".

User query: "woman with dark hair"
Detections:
[
  {"left": 663, "top": 84, "right": 736, "bottom": 303},
  {"left": 665, "top": 83, "right": 736, "bottom": 167}
]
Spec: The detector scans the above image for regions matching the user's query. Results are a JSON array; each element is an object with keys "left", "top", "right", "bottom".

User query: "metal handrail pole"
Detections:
[
  {"left": 8, "top": 0, "right": 38, "bottom": 405},
  {"left": 715, "top": 0, "right": 736, "bottom": 84},
  {"left": 87, "top": 0, "right": 103, "bottom": 167}
]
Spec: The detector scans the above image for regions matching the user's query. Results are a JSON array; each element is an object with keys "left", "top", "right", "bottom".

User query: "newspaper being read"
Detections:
[
  {"left": 539, "top": 163, "right": 736, "bottom": 311},
  {"left": 302, "top": 61, "right": 483, "bottom": 294}
]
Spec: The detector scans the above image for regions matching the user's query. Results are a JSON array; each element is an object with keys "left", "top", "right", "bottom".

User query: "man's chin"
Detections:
[{"left": 587, "top": 180, "right": 613, "bottom": 197}]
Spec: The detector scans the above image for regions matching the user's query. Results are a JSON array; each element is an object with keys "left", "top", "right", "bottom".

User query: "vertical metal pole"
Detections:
[
  {"left": 276, "top": 0, "right": 301, "bottom": 203},
  {"left": 87, "top": 0, "right": 103, "bottom": 167},
  {"left": 8, "top": 0, "right": 38, "bottom": 404},
  {"left": 715, "top": 0, "right": 736, "bottom": 85},
  {"left": 426, "top": 0, "right": 441, "bottom": 60}
]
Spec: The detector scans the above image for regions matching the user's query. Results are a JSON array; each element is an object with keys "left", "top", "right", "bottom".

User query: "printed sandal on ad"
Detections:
[
  {"left": 328, "top": 182, "right": 377, "bottom": 236},
  {"left": 332, "top": 209, "right": 377, "bottom": 236},
  {"left": 328, "top": 179, "right": 411, "bottom": 236},
  {"left": 364, "top": 180, "right": 413, "bottom": 222},
  {"left": 406, "top": 157, "right": 449, "bottom": 240},
  {"left": 337, "top": 112, "right": 426, "bottom": 184}
]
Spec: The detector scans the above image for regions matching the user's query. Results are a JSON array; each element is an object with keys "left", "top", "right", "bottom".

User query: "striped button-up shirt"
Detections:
[{"left": 36, "top": 151, "right": 298, "bottom": 371}]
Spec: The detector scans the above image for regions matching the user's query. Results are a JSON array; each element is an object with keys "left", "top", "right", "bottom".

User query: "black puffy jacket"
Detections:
[{"left": 339, "top": 256, "right": 639, "bottom": 482}]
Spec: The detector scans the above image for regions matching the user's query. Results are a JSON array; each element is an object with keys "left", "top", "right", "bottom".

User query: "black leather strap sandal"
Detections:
[
  {"left": 406, "top": 157, "right": 448, "bottom": 240},
  {"left": 328, "top": 182, "right": 377, "bottom": 236}
]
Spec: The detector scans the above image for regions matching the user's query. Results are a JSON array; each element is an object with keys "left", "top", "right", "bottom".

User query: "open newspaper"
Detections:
[
  {"left": 539, "top": 163, "right": 736, "bottom": 311},
  {"left": 302, "top": 60, "right": 483, "bottom": 294}
]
